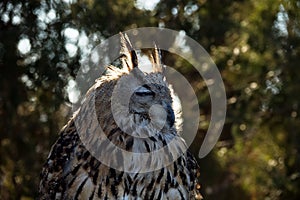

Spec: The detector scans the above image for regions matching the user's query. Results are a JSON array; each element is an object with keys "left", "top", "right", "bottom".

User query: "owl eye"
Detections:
[{"left": 134, "top": 85, "right": 154, "bottom": 96}]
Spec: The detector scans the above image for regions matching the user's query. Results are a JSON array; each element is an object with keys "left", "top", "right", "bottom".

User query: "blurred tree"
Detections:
[
  {"left": 0, "top": 0, "right": 156, "bottom": 198},
  {"left": 155, "top": 0, "right": 300, "bottom": 199},
  {"left": 0, "top": 0, "right": 299, "bottom": 199}
]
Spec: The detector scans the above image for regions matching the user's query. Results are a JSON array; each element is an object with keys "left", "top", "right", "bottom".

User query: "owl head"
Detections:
[
  {"left": 104, "top": 33, "right": 177, "bottom": 136},
  {"left": 76, "top": 33, "right": 185, "bottom": 171}
]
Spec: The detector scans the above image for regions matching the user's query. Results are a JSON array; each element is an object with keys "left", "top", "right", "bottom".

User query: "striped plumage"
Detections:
[{"left": 39, "top": 33, "right": 202, "bottom": 199}]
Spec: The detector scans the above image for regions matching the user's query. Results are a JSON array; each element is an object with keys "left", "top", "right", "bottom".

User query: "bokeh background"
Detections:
[{"left": 1, "top": 0, "right": 300, "bottom": 199}]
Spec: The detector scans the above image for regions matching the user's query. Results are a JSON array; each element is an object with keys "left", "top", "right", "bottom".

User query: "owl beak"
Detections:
[{"left": 162, "top": 101, "right": 175, "bottom": 128}]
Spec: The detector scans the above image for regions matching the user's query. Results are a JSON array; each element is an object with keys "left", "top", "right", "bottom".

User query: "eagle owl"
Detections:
[{"left": 39, "top": 33, "right": 202, "bottom": 199}]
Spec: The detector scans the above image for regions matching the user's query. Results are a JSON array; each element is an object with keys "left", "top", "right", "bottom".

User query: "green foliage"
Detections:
[{"left": 0, "top": 0, "right": 300, "bottom": 199}]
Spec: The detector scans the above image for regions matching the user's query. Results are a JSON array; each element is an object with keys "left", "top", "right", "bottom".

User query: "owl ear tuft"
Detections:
[
  {"left": 149, "top": 44, "right": 164, "bottom": 73},
  {"left": 120, "top": 33, "right": 138, "bottom": 71}
]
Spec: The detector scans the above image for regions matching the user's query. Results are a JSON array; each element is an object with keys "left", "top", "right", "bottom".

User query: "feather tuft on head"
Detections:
[
  {"left": 119, "top": 33, "right": 138, "bottom": 71},
  {"left": 148, "top": 44, "right": 164, "bottom": 73}
]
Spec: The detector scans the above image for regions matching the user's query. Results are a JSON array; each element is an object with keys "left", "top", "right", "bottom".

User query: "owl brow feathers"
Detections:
[
  {"left": 149, "top": 44, "right": 164, "bottom": 73},
  {"left": 120, "top": 33, "right": 138, "bottom": 71},
  {"left": 119, "top": 32, "right": 164, "bottom": 73}
]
